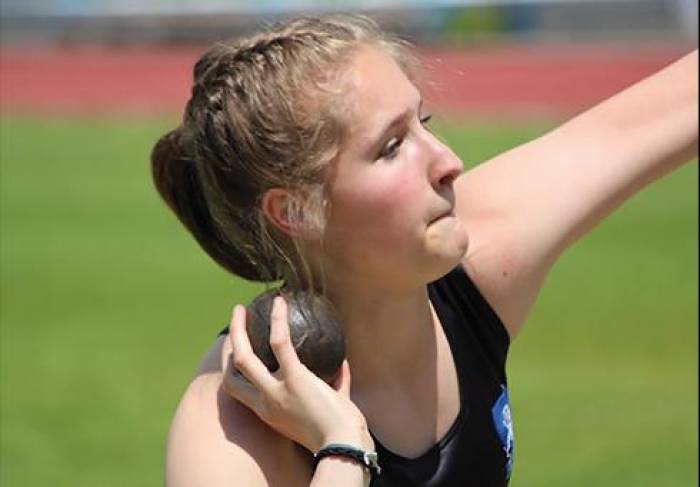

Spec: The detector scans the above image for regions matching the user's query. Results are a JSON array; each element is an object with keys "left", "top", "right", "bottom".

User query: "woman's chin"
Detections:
[
  {"left": 424, "top": 222, "right": 469, "bottom": 278},
  {"left": 427, "top": 217, "right": 469, "bottom": 259}
]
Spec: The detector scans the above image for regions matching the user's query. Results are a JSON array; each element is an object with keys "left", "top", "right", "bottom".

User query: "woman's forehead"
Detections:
[{"left": 342, "top": 45, "right": 421, "bottom": 142}]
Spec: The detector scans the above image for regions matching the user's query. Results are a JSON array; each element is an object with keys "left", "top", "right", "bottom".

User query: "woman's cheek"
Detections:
[
  {"left": 328, "top": 148, "right": 427, "bottom": 242},
  {"left": 363, "top": 167, "right": 423, "bottom": 229}
]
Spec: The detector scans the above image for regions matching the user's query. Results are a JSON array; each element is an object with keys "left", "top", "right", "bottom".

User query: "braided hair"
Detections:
[{"left": 151, "top": 15, "right": 417, "bottom": 287}]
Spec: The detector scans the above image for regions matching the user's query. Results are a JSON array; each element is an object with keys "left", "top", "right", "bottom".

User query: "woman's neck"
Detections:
[{"left": 325, "top": 282, "right": 438, "bottom": 394}]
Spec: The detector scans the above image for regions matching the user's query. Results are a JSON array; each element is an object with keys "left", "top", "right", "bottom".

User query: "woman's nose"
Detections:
[{"left": 429, "top": 144, "right": 462, "bottom": 189}]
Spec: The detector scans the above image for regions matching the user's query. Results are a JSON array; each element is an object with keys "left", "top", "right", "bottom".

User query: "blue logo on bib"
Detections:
[{"left": 490, "top": 385, "right": 514, "bottom": 480}]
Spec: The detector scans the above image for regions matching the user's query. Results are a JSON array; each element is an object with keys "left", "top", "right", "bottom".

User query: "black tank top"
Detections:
[
  {"left": 369, "top": 265, "right": 513, "bottom": 486},
  {"left": 218, "top": 265, "right": 514, "bottom": 486}
]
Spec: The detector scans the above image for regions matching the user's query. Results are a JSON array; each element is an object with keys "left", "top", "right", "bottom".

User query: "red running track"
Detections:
[{"left": 0, "top": 43, "right": 691, "bottom": 119}]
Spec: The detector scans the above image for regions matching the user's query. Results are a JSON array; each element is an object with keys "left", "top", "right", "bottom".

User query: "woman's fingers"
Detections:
[
  {"left": 268, "top": 297, "right": 302, "bottom": 375},
  {"left": 221, "top": 301, "right": 368, "bottom": 453},
  {"left": 221, "top": 354, "right": 259, "bottom": 410},
  {"left": 229, "top": 304, "right": 277, "bottom": 391}
]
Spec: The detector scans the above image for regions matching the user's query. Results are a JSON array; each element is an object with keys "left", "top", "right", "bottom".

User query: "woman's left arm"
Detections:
[{"left": 457, "top": 49, "right": 698, "bottom": 339}]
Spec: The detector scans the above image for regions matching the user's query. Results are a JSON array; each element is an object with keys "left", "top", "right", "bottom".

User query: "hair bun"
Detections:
[{"left": 151, "top": 128, "right": 280, "bottom": 282}]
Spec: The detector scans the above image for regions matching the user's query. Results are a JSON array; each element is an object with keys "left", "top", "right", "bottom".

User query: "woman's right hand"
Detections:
[{"left": 221, "top": 297, "right": 374, "bottom": 454}]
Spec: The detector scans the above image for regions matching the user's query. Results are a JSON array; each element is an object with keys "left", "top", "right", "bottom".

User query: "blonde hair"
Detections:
[{"left": 151, "top": 14, "right": 417, "bottom": 288}]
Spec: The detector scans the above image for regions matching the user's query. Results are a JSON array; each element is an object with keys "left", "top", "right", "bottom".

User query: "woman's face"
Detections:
[{"left": 322, "top": 45, "right": 469, "bottom": 290}]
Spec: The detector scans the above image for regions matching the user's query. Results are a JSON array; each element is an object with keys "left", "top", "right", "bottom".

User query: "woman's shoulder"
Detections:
[{"left": 165, "top": 337, "right": 313, "bottom": 487}]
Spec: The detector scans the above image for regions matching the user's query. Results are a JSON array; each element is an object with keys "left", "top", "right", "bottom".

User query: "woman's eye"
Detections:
[
  {"left": 379, "top": 137, "right": 402, "bottom": 160},
  {"left": 377, "top": 113, "right": 432, "bottom": 161}
]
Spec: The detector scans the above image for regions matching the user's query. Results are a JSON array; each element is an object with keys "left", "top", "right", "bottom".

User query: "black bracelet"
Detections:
[{"left": 313, "top": 443, "right": 381, "bottom": 478}]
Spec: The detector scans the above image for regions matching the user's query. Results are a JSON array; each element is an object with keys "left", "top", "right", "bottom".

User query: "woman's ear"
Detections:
[{"left": 261, "top": 188, "right": 299, "bottom": 238}]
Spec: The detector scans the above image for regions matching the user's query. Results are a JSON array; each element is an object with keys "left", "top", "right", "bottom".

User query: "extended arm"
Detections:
[{"left": 457, "top": 49, "right": 698, "bottom": 338}]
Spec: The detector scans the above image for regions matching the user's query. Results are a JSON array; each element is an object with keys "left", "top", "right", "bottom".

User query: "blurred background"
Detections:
[{"left": 0, "top": 1, "right": 696, "bottom": 486}]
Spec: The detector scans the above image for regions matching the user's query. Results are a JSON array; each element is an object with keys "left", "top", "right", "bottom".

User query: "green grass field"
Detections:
[{"left": 1, "top": 116, "right": 696, "bottom": 486}]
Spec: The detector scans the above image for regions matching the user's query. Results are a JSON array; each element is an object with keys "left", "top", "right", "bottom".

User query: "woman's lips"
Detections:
[{"left": 429, "top": 208, "right": 455, "bottom": 224}]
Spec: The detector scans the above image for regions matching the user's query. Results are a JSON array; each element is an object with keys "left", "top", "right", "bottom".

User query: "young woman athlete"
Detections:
[{"left": 152, "top": 15, "right": 698, "bottom": 487}]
